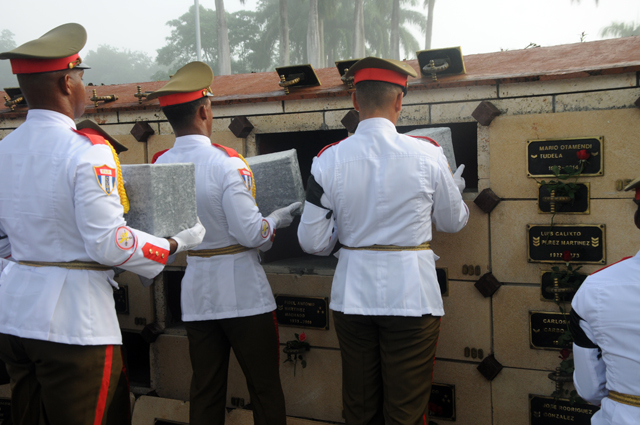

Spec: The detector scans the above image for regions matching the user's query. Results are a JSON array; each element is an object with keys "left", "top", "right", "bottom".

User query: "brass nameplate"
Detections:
[
  {"left": 537, "top": 183, "right": 590, "bottom": 215},
  {"left": 113, "top": 285, "right": 129, "bottom": 314},
  {"left": 429, "top": 383, "right": 456, "bottom": 420},
  {"left": 527, "top": 137, "right": 603, "bottom": 178},
  {"left": 529, "top": 311, "right": 569, "bottom": 350},
  {"left": 540, "top": 271, "right": 586, "bottom": 302},
  {"left": 0, "top": 398, "right": 10, "bottom": 421},
  {"left": 275, "top": 295, "right": 329, "bottom": 330},
  {"left": 527, "top": 224, "right": 605, "bottom": 264},
  {"left": 529, "top": 395, "right": 598, "bottom": 424}
]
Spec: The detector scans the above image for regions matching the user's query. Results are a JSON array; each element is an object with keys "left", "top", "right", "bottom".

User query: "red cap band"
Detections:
[
  {"left": 158, "top": 89, "right": 210, "bottom": 107},
  {"left": 10, "top": 54, "right": 81, "bottom": 74},
  {"left": 354, "top": 68, "right": 408, "bottom": 87}
]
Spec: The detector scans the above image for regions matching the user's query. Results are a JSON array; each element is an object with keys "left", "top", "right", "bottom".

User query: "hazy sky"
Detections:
[{"left": 3, "top": 0, "right": 640, "bottom": 63}]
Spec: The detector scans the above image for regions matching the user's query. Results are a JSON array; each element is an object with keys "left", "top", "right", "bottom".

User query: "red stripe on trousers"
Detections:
[
  {"left": 272, "top": 311, "right": 280, "bottom": 366},
  {"left": 94, "top": 345, "right": 113, "bottom": 425}
]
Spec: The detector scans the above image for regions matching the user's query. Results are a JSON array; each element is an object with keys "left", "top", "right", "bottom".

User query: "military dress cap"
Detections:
[
  {"left": 147, "top": 61, "right": 214, "bottom": 107},
  {"left": 344, "top": 57, "right": 418, "bottom": 88},
  {"left": 76, "top": 120, "right": 128, "bottom": 154},
  {"left": 0, "top": 23, "right": 89, "bottom": 74}
]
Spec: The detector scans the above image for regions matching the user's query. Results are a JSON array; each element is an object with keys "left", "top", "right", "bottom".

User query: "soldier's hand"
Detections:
[
  {"left": 453, "top": 164, "right": 466, "bottom": 194},
  {"left": 170, "top": 218, "right": 206, "bottom": 254},
  {"left": 268, "top": 202, "right": 303, "bottom": 229}
]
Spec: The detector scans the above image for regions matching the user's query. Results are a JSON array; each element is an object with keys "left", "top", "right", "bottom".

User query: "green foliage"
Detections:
[
  {"left": 84, "top": 45, "right": 164, "bottom": 85},
  {"left": 0, "top": 30, "right": 18, "bottom": 90},
  {"left": 600, "top": 21, "right": 640, "bottom": 38}
]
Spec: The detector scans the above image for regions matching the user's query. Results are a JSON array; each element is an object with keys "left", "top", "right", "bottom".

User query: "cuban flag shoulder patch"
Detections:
[
  {"left": 238, "top": 168, "right": 253, "bottom": 191},
  {"left": 94, "top": 164, "right": 116, "bottom": 195}
]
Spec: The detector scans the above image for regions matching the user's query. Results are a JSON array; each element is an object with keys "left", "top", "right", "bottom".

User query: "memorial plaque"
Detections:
[
  {"left": 428, "top": 383, "right": 456, "bottom": 421},
  {"left": 0, "top": 398, "right": 10, "bottom": 422},
  {"left": 538, "top": 183, "right": 590, "bottom": 214},
  {"left": 527, "top": 137, "right": 603, "bottom": 178},
  {"left": 113, "top": 285, "right": 129, "bottom": 314},
  {"left": 275, "top": 295, "right": 329, "bottom": 330},
  {"left": 527, "top": 224, "right": 605, "bottom": 264},
  {"left": 529, "top": 395, "right": 598, "bottom": 424},
  {"left": 540, "top": 271, "right": 586, "bottom": 302},
  {"left": 437, "top": 268, "right": 449, "bottom": 296},
  {"left": 529, "top": 311, "right": 570, "bottom": 350}
]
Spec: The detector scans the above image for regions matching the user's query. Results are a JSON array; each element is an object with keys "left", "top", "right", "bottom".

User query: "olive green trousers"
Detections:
[
  {"left": 0, "top": 334, "right": 129, "bottom": 425},
  {"left": 184, "top": 312, "right": 286, "bottom": 425},
  {"left": 333, "top": 312, "right": 441, "bottom": 425}
]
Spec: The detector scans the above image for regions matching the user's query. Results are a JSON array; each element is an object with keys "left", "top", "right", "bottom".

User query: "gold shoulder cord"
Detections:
[
  {"left": 106, "top": 142, "right": 130, "bottom": 213},
  {"left": 238, "top": 154, "right": 256, "bottom": 199}
]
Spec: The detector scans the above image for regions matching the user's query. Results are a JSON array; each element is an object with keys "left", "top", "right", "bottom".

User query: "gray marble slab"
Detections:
[
  {"left": 121, "top": 163, "right": 197, "bottom": 238},
  {"left": 245, "top": 149, "right": 305, "bottom": 216},
  {"left": 404, "top": 127, "right": 457, "bottom": 170}
]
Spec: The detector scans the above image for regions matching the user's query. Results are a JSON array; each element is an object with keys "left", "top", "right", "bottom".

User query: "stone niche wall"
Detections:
[{"left": 1, "top": 69, "right": 639, "bottom": 425}]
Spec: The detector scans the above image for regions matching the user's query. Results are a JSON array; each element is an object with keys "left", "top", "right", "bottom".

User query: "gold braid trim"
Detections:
[
  {"left": 106, "top": 142, "right": 130, "bottom": 213},
  {"left": 342, "top": 242, "right": 432, "bottom": 251},
  {"left": 19, "top": 260, "right": 112, "bottom": 271},
  {"left": 238, "top": 154, "right": 256, "bottom": 199},
  {"left": 608, "top": 391, "right": 640, "bottom": 407},
  {"left": 187, "top": 244, "right": 252, "bottom": 257}
]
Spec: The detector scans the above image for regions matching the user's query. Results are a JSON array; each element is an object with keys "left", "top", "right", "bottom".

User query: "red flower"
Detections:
[
  {"left": 298, "top": 333, "right": 307, "bottom": 342},
  {"left": 576, "top": 150, "right": 590, "bottom": 161},
  {"left": 562, "top": 250, "right": 572, "bottom": 262},
  {"left": 559, "top": 348, "right": 571, "bottom": 360}
]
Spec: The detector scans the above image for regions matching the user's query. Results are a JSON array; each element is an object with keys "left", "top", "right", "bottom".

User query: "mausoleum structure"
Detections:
[{"left": 2, "top": 36, "right": 640, "bottom": 425}]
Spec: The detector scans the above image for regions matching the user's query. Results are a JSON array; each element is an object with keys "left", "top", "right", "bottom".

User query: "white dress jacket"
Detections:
[
  {"left": 0, "top": 110, "right": 170, "bottom": 345},
  {"left": 298, "top": 118, "right": 469, "bottom": 317}
]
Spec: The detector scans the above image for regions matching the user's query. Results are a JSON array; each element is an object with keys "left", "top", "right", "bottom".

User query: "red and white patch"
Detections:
[
  {"left": 94, "top": 164, "right": 117, "bottom": 195},
  {"left": 238, "top": 168, "right": 253, "bottom": 191},
  {"left": 261, "top": 219, "right": 271, "bottom": 239},
  {"left": 115, "top": 226, "right": 135, "bottom": 250}
]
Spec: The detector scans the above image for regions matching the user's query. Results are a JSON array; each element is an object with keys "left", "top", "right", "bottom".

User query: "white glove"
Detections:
[
  {"left": 171, "top": 218, "right": 206, "bottom": 254},
  {"left": 453, "top": 164, "right": 466, "bottom": 194},
  {"left": 268, "top": 202, "right": 303, "bottom": 229}
]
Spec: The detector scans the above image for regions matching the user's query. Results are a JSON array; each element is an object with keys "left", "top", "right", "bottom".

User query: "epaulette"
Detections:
[
  {"left": 317, "top": 138, "right": 346, "bottom": 157},
  {"left": 73, "top": 128, "right": 109, "bottom": 147},
  {"left": 151, "top": 149, "right": 169, "bottom": 164},
  {"left": 212, "top": 143, "right": 240, "bottom": 158},
  {"left": 590, "top": 256, "right": 633, "bottom": 275},
  {"left": 409, "top": 135, "right": 440, "bottom": 147}
]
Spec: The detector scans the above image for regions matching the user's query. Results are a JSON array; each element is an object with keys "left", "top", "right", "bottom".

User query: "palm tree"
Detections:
[
  {"left": 307, "top": 0, "right": 322, "bottom": 67},
  {"left": 390, "top": 0, "right": 400, "bottom": 59},
  {"left": 353, "top": 0, "right": 366, "bottom": 58},
  {"left": 365, "top": 0, "right": 422, "bottom": 59},
  {"left": 423, "top": 0, "right": 435, "bottom": 49},
  {"left": 279, "top": 0, "right": 290, "bottom": 65},
  {"left": 600, "top": 22, "right": 640, "bottom": 38},
  {"left": 215, "top": 0, "right": 231, "bottom": 75}
]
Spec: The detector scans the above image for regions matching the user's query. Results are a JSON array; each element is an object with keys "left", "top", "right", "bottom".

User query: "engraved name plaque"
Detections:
[
  {"left": 538, "top": 183, "right": 590, "bottom": 215},
  {"left": 0, "top": 398, "right": 10, "bottom": 421},
  {"left": 428, "top": 383, "right": 456, "bottom": 421},
  {"left": 275, "top": 295, "right": 329, "bottom": 330},
  {"left": 530, "top": 395, "right": 598, "bottom": 424},
  {"left": 527, "top": 224, "right": 605, "bottom": 264},
  {"left": 530, "top": 311, "right": 570, "bottom": 350},
  {"left": 540, "top": 271, "right": 586, "bottom": 302},
  {"left": 527, "top": 137, "right": 603, "bottom": 178}
]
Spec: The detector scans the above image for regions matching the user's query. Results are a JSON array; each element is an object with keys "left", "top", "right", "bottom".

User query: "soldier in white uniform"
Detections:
[
  {"left": 297, "top": 57, "right": 468, "bottom": 425},
  {"left": 0, "top": 24, "right": 205, "bottom": 425},
  {"left": 150, "top": 62, "right": 300, "bottom": 425},
  {"left": 570, "top": 176, "right": 640, "bottom": 425}
]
